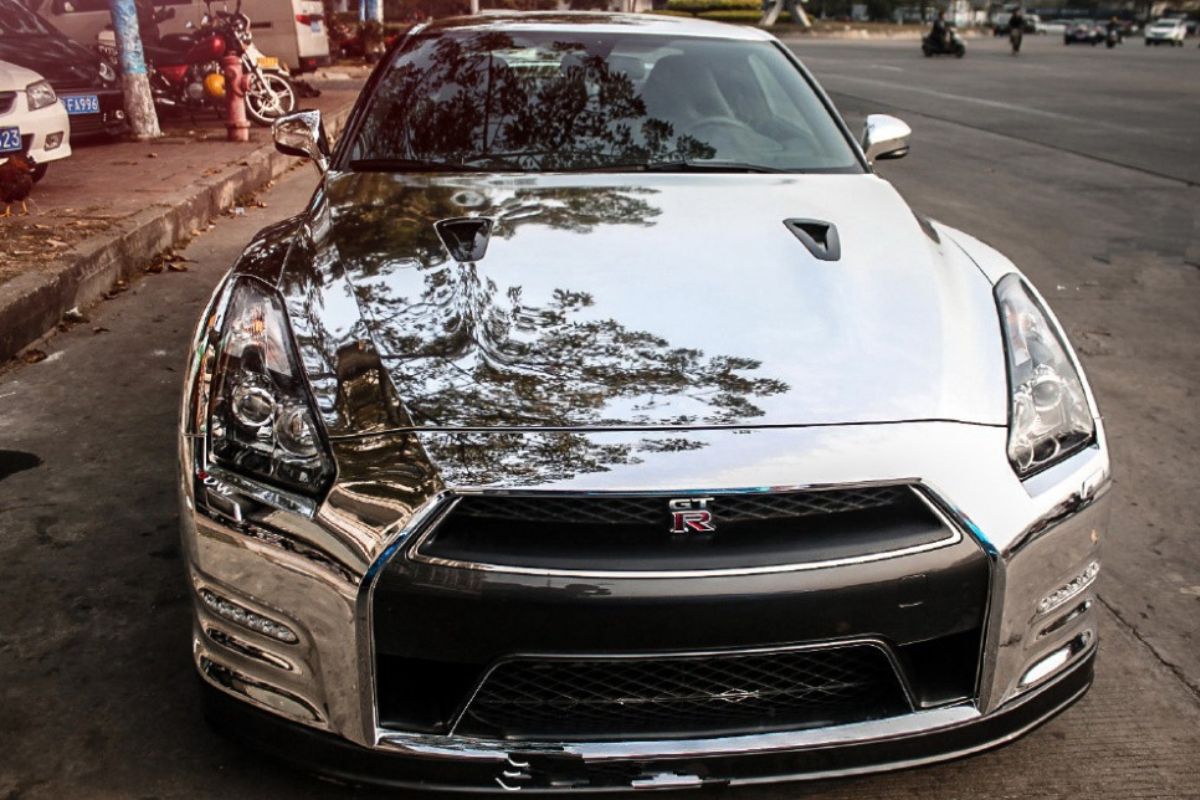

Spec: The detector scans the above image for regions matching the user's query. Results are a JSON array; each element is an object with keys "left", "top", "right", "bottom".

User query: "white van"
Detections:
[{"left": 32, "top": 0, "right": 330, "bottom": 73}]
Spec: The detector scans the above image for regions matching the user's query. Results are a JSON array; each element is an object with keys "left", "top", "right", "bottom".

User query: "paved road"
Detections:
[{"left": 2, "top": 37, "right": 1199, "bottom": 800}]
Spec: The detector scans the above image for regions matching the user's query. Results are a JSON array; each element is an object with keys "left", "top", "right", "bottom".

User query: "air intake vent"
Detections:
[
  {"left": 784, "top": 218, "right": 841, "bottom": 261},
  {"left": 435, "top": 217, "right": 493, "bottom": 263}
]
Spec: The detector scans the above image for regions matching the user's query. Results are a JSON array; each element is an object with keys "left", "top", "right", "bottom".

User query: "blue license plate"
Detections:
[
  {"left": 64, "top": 94, "right": 100, "bottom": 115},
  {"left": 0, "top": 126, "right": 20, "bottom": 153}
]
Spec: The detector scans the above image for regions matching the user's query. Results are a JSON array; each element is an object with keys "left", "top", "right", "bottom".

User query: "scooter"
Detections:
[
  {"left": 1105, "top": 27, "right": 1121, "bottom": 48},
  {"left": 922, "top": 29, "right": 967, "bottom": 58},
  {"left": 97, "top": 0, "right": 296, "bottom": 126}
]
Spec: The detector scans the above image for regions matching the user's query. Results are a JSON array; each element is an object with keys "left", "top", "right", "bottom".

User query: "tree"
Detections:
[{"left": 109, "top": 0, "right": 160, "bottom": 139}]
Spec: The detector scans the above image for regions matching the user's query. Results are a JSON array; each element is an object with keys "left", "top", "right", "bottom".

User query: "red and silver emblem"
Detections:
[{"left": 669, "top": 497, "right": 715, "bottom": 534}]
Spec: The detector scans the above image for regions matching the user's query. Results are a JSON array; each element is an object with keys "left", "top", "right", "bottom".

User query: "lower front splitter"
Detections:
[{"left": 200, "top": 649, "right": 1094, "bottom": 793}]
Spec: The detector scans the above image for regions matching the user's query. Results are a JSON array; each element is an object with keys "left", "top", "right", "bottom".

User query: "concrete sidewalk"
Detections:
[{"left": 0, "top": 78, "right": 363, "bottom": 364}]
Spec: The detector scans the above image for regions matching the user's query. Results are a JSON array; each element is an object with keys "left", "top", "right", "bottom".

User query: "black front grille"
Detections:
[
  {"left": 0, "top": 92, "right": 14, "bottom": 115},
  {"left": 457, "top": 644, "right": 911, "bottom": 741},
  {"left": 452, "top": 487, "right": 906, "bottom": 526},
  {"left": 420, "top": 485, "right": 950, "bottom": 572}
]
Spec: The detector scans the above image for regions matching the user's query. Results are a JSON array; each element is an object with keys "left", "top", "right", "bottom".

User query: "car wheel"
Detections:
[{"left": 31, "top": 163, "right": 48, "bottom": 183}]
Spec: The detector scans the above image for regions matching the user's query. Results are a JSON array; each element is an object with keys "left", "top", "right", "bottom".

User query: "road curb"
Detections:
[{"left": 0, "top": 104, "right": 353, "bottom": 364}]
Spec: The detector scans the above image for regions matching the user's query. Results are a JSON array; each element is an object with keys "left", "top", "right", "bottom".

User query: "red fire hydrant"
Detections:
[{"left": 222, "top": 54, "right": 250, "bottom": 143}]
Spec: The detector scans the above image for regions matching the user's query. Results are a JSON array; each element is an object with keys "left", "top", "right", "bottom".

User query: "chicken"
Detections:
[{"left": 0, "top": 153, "right": 35, "bottom": 217}]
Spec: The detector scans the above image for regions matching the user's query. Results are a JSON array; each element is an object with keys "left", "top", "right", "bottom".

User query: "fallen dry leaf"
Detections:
[
  {"left": 21, "top": 350, "right": 47, "bottom": 364},
  {"left": 92, "top": 326, "right": 111, "bottom": 334},
  {"left": 167, "top": 262, "right": 189, "bottom": 272}
]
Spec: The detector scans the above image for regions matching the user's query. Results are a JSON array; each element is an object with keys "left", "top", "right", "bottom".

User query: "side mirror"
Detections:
[
  {"left": 273, "top": 110, "right": 330, "bottom": 173},
  {"left": 861, "top": 114, "right": 911, "bottom": 162}
]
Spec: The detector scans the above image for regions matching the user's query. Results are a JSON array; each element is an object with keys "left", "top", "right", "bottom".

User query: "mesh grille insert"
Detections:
[
  {"left": 451, "top": 487, "right": 907, "bottom": 526},
  {"left": 457, "top": 644, "right": 910, "bottom": 741},
  {"left": 419, "top": 485, "right": 951, "bottom": 573}
]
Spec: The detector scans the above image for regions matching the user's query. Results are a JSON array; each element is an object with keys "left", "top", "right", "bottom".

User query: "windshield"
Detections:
[
  {"left": 0, "top": 2, "right": 57, "bottom": 36},
  {"left": 348, "top": 29, "right": 862, "bottom": 173}
]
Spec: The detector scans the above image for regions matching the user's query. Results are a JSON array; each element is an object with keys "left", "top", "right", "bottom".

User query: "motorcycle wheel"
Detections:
[
  {"left": 244, "top": 72, "right": 297, "bottom": 127},
  {"left": 955, "top": 45, "right": 965, "bottom": 57},
  {"left": 922, "top": 44, "right": 932, "bottom": 56}
]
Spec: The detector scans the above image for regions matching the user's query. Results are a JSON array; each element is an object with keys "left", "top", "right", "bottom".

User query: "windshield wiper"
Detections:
[
  {"left": 639, "top": 159, "right": 787, "bottom": 174},
  {"left": 350, "top": 158, "right": 491, "bottom": 173}
]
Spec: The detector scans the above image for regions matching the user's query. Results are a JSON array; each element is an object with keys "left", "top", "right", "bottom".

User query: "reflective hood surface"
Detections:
[{"left": 287, "top": 171, "right": 1007, "bottom": 432}]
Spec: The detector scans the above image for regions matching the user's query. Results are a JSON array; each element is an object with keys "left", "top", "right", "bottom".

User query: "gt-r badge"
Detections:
[{"left": 669, "top": 497, "right": 716, "bottom": 534}]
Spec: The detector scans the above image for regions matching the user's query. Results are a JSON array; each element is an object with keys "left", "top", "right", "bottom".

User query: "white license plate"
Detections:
[
  {"left": 0, "top": 126, "right": 20, "bottom": 153},
  {"left": 64, "top": 95, "right": 100, "bottom": 115}
]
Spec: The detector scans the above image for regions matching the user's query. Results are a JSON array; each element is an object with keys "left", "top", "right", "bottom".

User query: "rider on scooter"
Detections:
[{"left": 930, "top": 10, "right": 949, "bottom": 50}]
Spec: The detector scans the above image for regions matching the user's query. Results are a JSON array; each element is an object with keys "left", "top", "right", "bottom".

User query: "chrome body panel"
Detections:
[
  {"left": 179, "top": 420, "right": 1110, "bottom": 756},
  {"left": 277, "top": 171, "right": 1008, "bottom": 434},
  {"left": 177, "top": 12, "right": 1112, "bottom": 788}
]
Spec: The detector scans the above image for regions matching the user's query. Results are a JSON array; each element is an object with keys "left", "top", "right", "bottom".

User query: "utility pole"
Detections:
[
  {"left": 470, "top": 0, "right": 480, "bottom": 13},
  {"left": 364, "top": 0, "right": 383, "bottom": 23},
  {"left": 109, "top": 0, "right": 160, "bottom": 140}
]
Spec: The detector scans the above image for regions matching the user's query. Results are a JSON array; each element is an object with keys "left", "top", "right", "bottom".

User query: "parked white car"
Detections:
[
  {"left": 0, "top": 59, "right": 71, "bottom": 182},
  {"left": 1144, "top": 18, "right": 1187, "bottom": 45}
]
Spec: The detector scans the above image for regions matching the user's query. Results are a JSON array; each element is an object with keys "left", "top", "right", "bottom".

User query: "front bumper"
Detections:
[
  {"left": 201, "top": 648, "right": 1094, "bottom": 791},
  {"left": 180, "top": 416, "right": 1110, "bottom": 789},
  {"left": 0, "top": 90, "right": 71, "bottom": 165},
  {"left": 58, "top": 88, "right": 125, "bottom": 138}
]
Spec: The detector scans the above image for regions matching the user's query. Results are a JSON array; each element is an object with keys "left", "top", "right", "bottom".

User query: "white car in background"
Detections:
[
  {"left": 1143, "top": 18, "right": 1187, "bottom": 45},
  {"left": 0, "top": 59, "right": 70, "bottom": 182}
]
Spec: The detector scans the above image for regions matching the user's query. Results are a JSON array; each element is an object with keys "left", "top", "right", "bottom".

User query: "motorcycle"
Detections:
[
  {"left": 922, "top": 28, "right": 967, "bottom": 58},
  {"left": 1105, "top": 27, "right": 1121, "bottom": 48},
  {"left": 97, "top": 0, "right": 296, "bottom": 127}
]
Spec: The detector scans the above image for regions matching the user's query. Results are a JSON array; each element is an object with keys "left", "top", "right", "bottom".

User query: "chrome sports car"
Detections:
[{"left": 180, "top": 12, "right": 1110, "bottom": 792}]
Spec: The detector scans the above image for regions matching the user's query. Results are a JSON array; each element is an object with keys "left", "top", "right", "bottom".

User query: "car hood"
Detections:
[
  {"left": 289, "top": 171, "right": 1007, "bottom": 432},
  {"left": 0, "top": 58, "right": 44, "bottom": 90},
  {"left": 0, "top": 35, "right": 106, "bottom": 91}
]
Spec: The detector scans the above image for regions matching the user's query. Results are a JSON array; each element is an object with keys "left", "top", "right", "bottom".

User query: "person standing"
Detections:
[{"left": 1008, "top": 5, "right": 1026, "bottom": 54}]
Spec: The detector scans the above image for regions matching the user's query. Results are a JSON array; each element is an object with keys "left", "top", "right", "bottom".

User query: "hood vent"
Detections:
[
  {"left": 784, "top": 218, "right": 841, "bottom": 261},
  {"left": 435, "top": 217, "right": 494, "bottom": 263}
]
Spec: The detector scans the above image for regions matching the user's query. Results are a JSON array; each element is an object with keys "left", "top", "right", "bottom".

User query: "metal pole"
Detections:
[
  {"left": 470, "top": 0, "right": 480, "bottom": 14},
  {"left": 109, "top": 0, "right": 160, "bottom": 139}
]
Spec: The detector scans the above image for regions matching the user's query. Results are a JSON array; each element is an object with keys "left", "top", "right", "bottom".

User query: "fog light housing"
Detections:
[
  {"left": 1037, "top": 561, "right": 1100, "bottom": 616},
  {"left": 199, "top": 588, "right": 298, "bottom": 644},
  {"left": 45, "top": 132, "right": 64, "bottom": 150},
  {"left": 1020, "top": 630, "right": 1092, "bottom": 689}
]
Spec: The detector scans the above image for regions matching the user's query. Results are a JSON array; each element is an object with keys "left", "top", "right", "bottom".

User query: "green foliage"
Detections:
[
  {"left": 699, "top": 8, "right": 792, "bottom": 21},
  {"left": 665, "top": 0, "right": 760, "bottom": 14}
]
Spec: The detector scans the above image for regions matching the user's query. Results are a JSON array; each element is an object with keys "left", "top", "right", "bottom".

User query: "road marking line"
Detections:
[{"left": 820, "top": 73, "right": 1179, "bottom": 140}]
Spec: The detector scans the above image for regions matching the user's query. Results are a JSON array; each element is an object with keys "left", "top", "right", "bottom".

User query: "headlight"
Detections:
[
  {"left": 25, "top": 80, "right": 57, "bottom": 111},
  {"left": 202, "top": 278, "right": 334, "bottom": 495},
  {"left": 996, "top": 274, "right": 1095, "bottom": 476},
  {"left": 98, "top": 61, "right": 116, "bottom": 84}
]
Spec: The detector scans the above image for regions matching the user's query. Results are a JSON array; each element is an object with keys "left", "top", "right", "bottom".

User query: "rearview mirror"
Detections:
[
  {"left": 861, "top": 114, "right": 911, "bottom": 162},
  {"left": 273, "top": 110, "right": 330, "bottom": 174}
]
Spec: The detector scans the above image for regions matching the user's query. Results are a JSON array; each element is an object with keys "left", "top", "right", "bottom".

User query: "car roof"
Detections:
[{"left": 420, "top": 12, "right": 776, "bottom": 42}]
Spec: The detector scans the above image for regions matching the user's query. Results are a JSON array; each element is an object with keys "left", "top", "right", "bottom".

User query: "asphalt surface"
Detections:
[{"left": 2, "top": 35, "right": 1199, "bottom": 799}]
